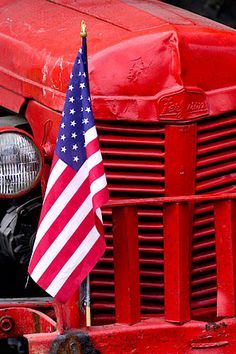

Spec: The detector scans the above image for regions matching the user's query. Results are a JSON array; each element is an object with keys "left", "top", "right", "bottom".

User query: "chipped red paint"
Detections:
[{"left": 1, "top": 1, "right": 236, "bottom": 353}]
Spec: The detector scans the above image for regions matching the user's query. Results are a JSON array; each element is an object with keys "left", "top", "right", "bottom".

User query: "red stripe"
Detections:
[
  {"left": 54, "top": 236, "right": 106, "bottom": 302},
  {"left": 88, "top": 160, "right": 106, "bottom": 184},
  {"left": 86, "top": 137, "right": 100, "bottom": 159},
  {"left": 36, "top": 209, "right": 95, "bottom": 289},
  {"left": 92, "top": 186, "right": 109, "bottom": 210},
  {"left": 28, "top": 176, "right": 91, "bottom": 271},
  {"left": 50, "top": 154, "right": 59, "bottom": 171},
  {"left": 39, "top": 164, "right": 77, "bottom": 224}
]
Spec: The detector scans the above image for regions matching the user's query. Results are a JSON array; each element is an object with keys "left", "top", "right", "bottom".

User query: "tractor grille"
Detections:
[
  {"left": 192, "top": 114, "right": 236, "bottom": 316},
  {"left": 91, "top": 120, "right": 165, "bottom": 325}
]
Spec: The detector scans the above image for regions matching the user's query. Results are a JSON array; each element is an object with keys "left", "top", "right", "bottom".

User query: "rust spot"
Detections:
[
  {"left": 50, "top": 332, "right": 100, "bottom": 354},
  {"left": 191, "top": 341, "right": 229, "bottom": 349},
  {"left": 32, "top": 312, "right": 41, "bottom": 333},
  {"left": 205, "top": 321, "right": 227, "bottom": 331}
]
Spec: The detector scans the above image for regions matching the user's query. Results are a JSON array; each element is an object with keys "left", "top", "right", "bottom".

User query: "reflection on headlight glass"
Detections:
[{"left": 0, "top": 133, "right": 42, "bottom": 196}]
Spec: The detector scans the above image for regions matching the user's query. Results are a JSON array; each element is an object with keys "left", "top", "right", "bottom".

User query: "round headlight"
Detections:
[{"left": 0, "top": 131, "right": 42, "bottom": 197}]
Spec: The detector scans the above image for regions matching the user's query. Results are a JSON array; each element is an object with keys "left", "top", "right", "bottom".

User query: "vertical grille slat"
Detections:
[
  {"left": 91, "top": 120, "right": 165, "bottom": 325},
  {"left": 192, "top": 113, "right": 236, "bottom": 318}
]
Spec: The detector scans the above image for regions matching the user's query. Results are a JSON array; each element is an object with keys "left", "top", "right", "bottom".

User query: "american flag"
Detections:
[{"left": 28, "top": 37, "right": 109, "bottom": 302}]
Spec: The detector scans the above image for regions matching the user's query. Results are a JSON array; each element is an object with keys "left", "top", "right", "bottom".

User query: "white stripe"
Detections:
[
  {"left": 31, "top": 172, "right": 107, "bottom": 280},
  {"left": 87, "top": 149, "right": 102, "bottom": 170},
  {"left": 44, "top": 159, "right": 67, "bottom": 199},
  {"left": 46, "top": 226, "right": 100, "bottom": 296},
  {"left": 96, "top": 208, "right": 103, "bottom": 222},
  {"left": 84, "top": 126, "right": 97, "bottom": 146},
  {"left": 90, "top": 174, "right": 107, "bottom": 197},
  {"left": 31, "top": 193, "right": 93, "bottom": 281},
  {"left": 32, "top": 151, "right": 103, "bottom": 252}
]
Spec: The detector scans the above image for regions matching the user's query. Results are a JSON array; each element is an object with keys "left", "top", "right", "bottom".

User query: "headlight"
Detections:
[{"left": 0, "top": 130, "right": 43, "bottom": 197}]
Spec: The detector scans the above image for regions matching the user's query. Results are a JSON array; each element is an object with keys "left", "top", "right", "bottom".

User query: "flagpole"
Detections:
[{"left": 80, "top": 20, "right": 91, "bottom": 327}]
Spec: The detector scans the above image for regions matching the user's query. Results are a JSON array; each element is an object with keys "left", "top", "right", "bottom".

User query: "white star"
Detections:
[
  {"left": 70, "top": 73, "right": 73, "bottom": 79},
  {"left": 70, "top": 120, "right": 76, "bottom": 127},
  {"left": 87, "top": 97, "right": 90, "bottom": 102},
  {"left": 80, "top": 83, "right": 85, "bottom": 89},
  {"left": 61, "top": 122, "right": 65, "bottom": 129},
  {"left": 61, "top": 146, "right": 66, "bottom": 153},
  {"left": 70, "top": 108, "right": 75, "bottom": 115},
  {"left": 78, "top": 72, "right": 81, "bottom": 76},
  {"left": 62, "top": 111, "right": 65, "bottom": 117},
  {"left": 73, "top": 156, "right": 79, "bottom": 162},
  {"left": 79, "top": 48, "right": 82, "bottom": 54},
  {"left": 80, "top": 95, "right": 83, "bottom": 100},
  {"left": 82, "top": 118, "right": 89, "bottom": 124},
  {"left": 69, "top": 85, "right": 74, "bottom": 91},
  {"left": 82, "top": 72, "right": 86, "bottom": 77},
  {"left": 71, "top": 132, "right": 77, "bottom": 139},
  {"left": 61, "top": 134, "right": 66, "bottom": 141},
  {"left": 81, "top": 107, "right": 83, "bottom": 112},
  {"left": 69, "top": 96, "right": 75, "bottom": 103},
  {"left": 85, "top": 107, "right": 91, "bottom": 113},
  {"left": 77, "top": 59, "right": 81, "bottom": 64},
  {"left": 72, "top": 144, "right": 78, "bottom": 150}
]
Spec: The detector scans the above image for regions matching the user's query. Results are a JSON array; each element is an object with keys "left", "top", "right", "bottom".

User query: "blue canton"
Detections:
[{"left": 56, "top": 38, "right": 94, "bottom": 171}]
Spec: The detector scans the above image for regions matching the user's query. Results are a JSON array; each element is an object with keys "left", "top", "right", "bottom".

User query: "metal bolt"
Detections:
[{"left": 0, "top": 316, "right": 14, "bottom": 332}]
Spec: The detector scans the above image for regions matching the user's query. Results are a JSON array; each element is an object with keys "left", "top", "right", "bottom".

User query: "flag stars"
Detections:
[
  {"left": 70, "top": 120, "right": 76, "bottom": 127},
  {"left": 82, "top": 72, "right": 86, "bottom": 77},
  {"left": 78, "top": 72, "right": 81, "bottom": 76},
  {"left": 73, "top": 156, "right": 79, "bottom": 162},
  {"left": 88, "top": 97, "right": 90, "bottom": 102},
  {"left": 85, "top": 107, "right": 91, "bottom": 113},
  {"left": 72, "top": 144, "right": 78, "bottom": 150},
  {"left": 70, "top": 108, "right": 76, "bottom": 115},
  {"left": 80, "top": 95, "right": 83, "bottom": 100},
  {"left": 62, "top": 111, "right": 65, "bottom": 117},
  {"left": 71, "top": 132, "right": 77, "bottom": 139},
  {"left": 70, "top": 73, "right": 73, "bottom": 79},
  {"left": 77, "top": 59, "right": 81, "bottom": 64},
  {"left": 80, "top": 83, "right": 85, "bottom": 89},
  {"left": 61, "top": 134, "right": 66, "bottom": 141},
  {"left": 69, "top": 96, "right": 75, "bottom": 103},
  {"left": 61, "top": 122, "right": 65, "bottom": 129},
  {"left": 61, "top": 146, "right": 66, "bottom": 153},
  {"left": 82, "top": 118, "right": 89, "bottom": 124},
  {"left": 69, "top": 85, "right": 74, "bottom": 91}
]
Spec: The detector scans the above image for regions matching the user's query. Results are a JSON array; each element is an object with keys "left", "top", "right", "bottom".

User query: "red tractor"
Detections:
[{"left": 0, "top": 1, "right": 236, "bottom": 353}]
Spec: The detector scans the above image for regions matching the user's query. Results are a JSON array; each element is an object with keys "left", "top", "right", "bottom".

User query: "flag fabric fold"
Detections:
[{"left": 28, "top": 37, "right": 109, "bottom": 302}]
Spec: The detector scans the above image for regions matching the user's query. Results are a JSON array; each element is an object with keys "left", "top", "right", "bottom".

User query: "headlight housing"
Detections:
[{"left": 0, "top": 129, "right": 43, "bottom": 197}]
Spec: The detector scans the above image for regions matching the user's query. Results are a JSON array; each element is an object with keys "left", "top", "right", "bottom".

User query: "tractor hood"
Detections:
[{"left": 1, "top": 0, "right": 236, "bottom": 121}]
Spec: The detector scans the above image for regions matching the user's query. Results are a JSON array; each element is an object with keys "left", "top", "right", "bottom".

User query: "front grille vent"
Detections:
[
  {"left": 91, "top": 120, "right": 165, "bottom": 325},
  {"left": 192, "top": 113, "right": 236, "bottom": 317}
]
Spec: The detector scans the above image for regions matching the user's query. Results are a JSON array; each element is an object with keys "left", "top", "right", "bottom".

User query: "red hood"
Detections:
[{"left": 0, "top": 0, "right": 236, "bottom": 120}]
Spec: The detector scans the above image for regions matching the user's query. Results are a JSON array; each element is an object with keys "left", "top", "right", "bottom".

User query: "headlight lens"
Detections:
[{"left": 0, "top": 132, "right": 42, "bottom": 196}]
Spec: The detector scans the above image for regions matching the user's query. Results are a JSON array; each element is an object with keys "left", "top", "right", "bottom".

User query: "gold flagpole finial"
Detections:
[{"left": 80, "top": 20, "right": 87, "bottom": 38}]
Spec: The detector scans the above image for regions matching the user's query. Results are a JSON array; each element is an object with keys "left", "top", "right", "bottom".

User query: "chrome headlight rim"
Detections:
[{"left": 0, "top": 127, "right": 43, "bottom": 198}]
